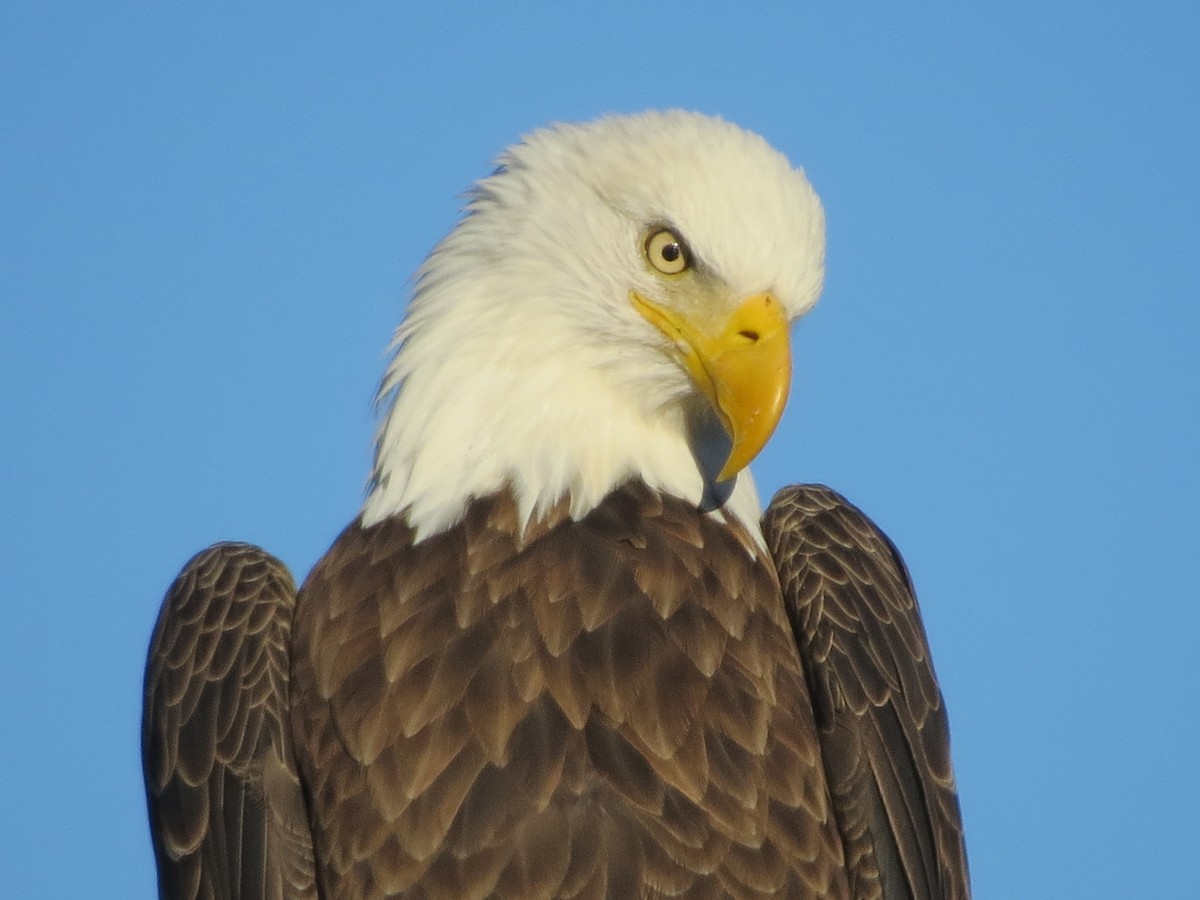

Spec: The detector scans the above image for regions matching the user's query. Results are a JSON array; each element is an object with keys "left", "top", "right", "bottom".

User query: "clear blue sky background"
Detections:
[{"left": 3, "top": 4, "right": 1197, "bottom": 897}]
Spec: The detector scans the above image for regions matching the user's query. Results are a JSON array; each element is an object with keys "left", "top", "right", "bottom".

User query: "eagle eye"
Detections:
[{"left": 644, "top": 228, "right": 691, "bottom": 276}]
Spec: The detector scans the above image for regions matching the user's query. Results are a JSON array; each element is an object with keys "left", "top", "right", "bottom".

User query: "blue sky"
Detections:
[{"left": 3, "top": 4, "right": 1197, "bottom": 897}]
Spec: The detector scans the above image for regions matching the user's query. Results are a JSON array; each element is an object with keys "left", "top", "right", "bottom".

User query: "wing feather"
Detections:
[
  {"left": 143, "top": 543, "right": 318, "bottom": 900},
  {"left": 763, "top": 485, "right": 970, "bottom": 900}
]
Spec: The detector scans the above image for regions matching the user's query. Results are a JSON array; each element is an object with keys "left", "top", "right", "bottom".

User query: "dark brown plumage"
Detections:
[{"left": 144, "top": 482, "right": 969, "bottom": 899}]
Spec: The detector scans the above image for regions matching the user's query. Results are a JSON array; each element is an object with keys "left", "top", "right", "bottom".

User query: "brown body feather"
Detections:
[{"left": 143, "top": 483, "right": 969, "bottom": 899}]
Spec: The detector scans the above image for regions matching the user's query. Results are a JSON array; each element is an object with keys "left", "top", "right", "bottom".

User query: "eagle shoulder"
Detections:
[
  {"left": 142, "top": 542, "right": 317, "bottom": 900},
  {"left": 763, "top": 484, "right": 971, "bottom": 900}
]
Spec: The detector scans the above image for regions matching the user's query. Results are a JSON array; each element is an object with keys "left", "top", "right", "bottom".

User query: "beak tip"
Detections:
[{"left": 715, "top": 444, "right": 754, "bottom": 484}]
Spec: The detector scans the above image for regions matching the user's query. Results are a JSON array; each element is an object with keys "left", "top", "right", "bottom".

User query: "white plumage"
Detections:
[{"left": 362, "top": 111, "right": 825, "bottom": 542}]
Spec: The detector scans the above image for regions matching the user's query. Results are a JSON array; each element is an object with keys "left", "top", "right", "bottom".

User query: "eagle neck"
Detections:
[{"left": 359, "top": 322, "right": 766, "bottom": 550}]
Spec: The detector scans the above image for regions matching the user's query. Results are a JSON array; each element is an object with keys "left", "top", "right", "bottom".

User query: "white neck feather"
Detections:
[{"left": 359, "top": 264, "right": 765, "bottom": 546}]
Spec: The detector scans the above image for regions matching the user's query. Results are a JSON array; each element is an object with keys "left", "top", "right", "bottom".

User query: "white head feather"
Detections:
[{"left": 361, "top": 111, "right": 825, "bottom": 543}]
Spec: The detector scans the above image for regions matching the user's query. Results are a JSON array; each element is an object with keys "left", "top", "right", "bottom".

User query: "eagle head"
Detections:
[{"left": 363, "top": 111, "right": 825, "bottom": 542}]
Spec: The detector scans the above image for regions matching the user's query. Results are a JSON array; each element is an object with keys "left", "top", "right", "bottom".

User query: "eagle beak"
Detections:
[{"left": 631, "top": 291, "right": 791, "bottom": 482}]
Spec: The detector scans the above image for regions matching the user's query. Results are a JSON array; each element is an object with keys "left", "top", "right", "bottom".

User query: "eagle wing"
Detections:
[
  {"left": 142, "top": 543, "right": 317, "bottom": 900},
  {"left": 763, "top": 485, "right": 970, "bottom": 900}
]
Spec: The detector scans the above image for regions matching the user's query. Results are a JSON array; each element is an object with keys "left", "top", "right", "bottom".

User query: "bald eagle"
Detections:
[{"left": 143, "top": 111, "right": 970, "bottom": 899}]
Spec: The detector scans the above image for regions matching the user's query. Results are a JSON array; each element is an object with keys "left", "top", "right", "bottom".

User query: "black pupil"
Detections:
[{"left": 661, "top": 242, "right": 680, "bottom": 262}]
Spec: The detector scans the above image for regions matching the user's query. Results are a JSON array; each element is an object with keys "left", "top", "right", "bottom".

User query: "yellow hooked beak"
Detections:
[{"left": 631, "top": 290, "right": 791, "bottom": 481}]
